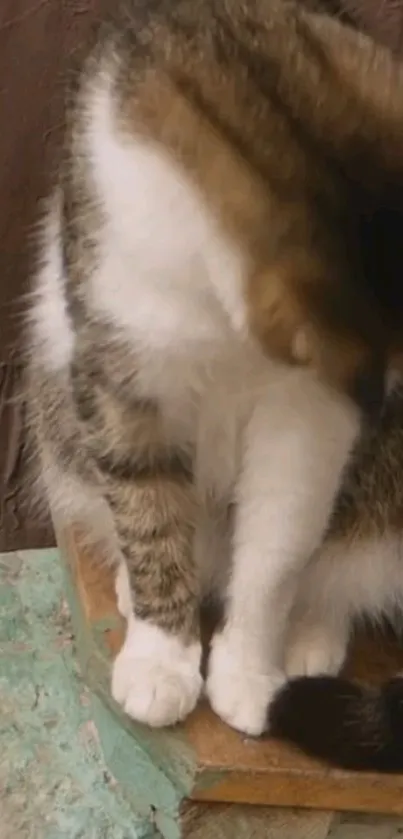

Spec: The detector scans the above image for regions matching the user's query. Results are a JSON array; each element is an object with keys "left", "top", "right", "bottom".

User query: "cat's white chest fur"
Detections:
[
  {"left": 87, "top": 77, "right": 249, "bottom": 345},
  {"left": 81, "top": 77, "right": 265, "bottom": 502}
]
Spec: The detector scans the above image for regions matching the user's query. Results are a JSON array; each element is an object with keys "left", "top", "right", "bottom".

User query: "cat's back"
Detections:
[
  {"left": 66, "top": 0, "right": 316, "bottom": 243},
  {"left": 62, "top": 0, "right": 361, "bottom": 366},
  {"left": 41, "top": 0, "right": 402, "bottom": 406},
  {"left": 76, "top": 0, "right": 341, "bottom": 215}
]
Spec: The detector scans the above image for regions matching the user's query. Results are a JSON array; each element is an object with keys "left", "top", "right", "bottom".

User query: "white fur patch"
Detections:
[
  {"left": 115, "top": 563, "right": 133, "bottom": 620},
  {"left": 112, "top": 618, "right": 202, "bottom": 727},
  {"left": 87, "top": 77, "right": 248, "bottom": 355},
  {"left": 294, "top": 535, "right": 403, "bottom": 628},
  {"left": 207, "top": 629, "right": 284, "bottom": 736},
  {"left": 30, "top": 202, "right": 74, "bottom": 371},
  {"left": 39, "top": 455, "right": 115, "bottom": 541},
  {"left": 284, "top": 534, "right": 403, "bottom": 678},
  {"left": 284, "top": 621, "right": 348, "bottom": 678}
]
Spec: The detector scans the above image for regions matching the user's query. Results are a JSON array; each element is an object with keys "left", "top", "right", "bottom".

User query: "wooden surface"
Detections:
[
  {"left": 181, "top": 806, "right": 403, "bottom": 839},
  {"left": 59, "top": 525, "right": 403, "bottom": 818},
  {"left": 181, "top": 805, "right": 403, "bottom": 839},
  {"left": 181, "top": 803, "right": 334, "bottom": 838}
]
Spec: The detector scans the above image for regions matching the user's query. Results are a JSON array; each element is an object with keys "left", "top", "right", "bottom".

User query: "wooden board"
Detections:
[
  {"left": 180, "top": 803, "right": 334, "bottom": 838},
  {"left": 57, "top": 524, "right": 403, "bottom": 818}
]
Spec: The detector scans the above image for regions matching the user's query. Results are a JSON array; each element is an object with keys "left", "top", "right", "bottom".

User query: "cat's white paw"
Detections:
[
  {"left": 206, "top": 631, "right": 284, "bottom": 736},
  {"left": 284, "top": 622, "right": 347, "bottom": 678},
  {"left": 112, "top": 618, "right": 202, "bottom": 727}
]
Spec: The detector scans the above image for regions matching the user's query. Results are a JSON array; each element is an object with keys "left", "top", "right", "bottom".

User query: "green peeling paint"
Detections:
[
  {"left": 91, "top": 695, "right": 184, "bottom": 839},
  {"left": 0, "top": 549, "right": 156, "bottom": 839},
  {"left": 0, "top": 546, "right": 228, "bottom": 839},
  {"left": 60, "top": 546, "right": 201, "bottom": 813}
]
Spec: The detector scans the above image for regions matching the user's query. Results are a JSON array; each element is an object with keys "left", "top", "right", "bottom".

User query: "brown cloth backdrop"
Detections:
[
  {"left": 0, "top": 1, "right": 103, "bottom": 551},
  {"left": 0, "top": 0, "right": 402, "bottom": 552}
]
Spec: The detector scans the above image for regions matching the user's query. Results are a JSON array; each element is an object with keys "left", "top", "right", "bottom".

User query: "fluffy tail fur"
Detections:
[{"left": 268, "top": 675, "right": 403, "bottom": 772}]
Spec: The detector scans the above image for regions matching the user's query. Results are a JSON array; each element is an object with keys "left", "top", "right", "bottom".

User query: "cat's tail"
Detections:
[{"left": 268, "top": 675, "right": 403, "bottom": 773}]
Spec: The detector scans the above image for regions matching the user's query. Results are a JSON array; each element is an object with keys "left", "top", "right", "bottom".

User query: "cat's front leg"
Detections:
[
  {"left": 207, "top": 370, "right": 359, "bottom": 736},
  {"left": 75, "top": 375, "right": 203, "bottom": 727},
  {"left": 108, "top": 453, "right": 202, "bottom": 727},
  {"left": 109, "top": 465, "right": 202, "bottom": 726}
]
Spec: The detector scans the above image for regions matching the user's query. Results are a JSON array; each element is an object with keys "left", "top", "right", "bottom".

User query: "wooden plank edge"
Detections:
[{"left": 54, "top": 521, "right": 403, "bottom": 817}]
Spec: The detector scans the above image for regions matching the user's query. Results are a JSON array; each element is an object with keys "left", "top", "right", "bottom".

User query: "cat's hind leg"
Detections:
[
  {"left": 284, "top": 534, "right": 403, "bottom": 679},
  {"left": 284, "top": 608, "right": 350, "bottom": 679},
  {"left": 269, "top": 534, "right": 403, "bottom": 772},
  {"left": 284, "top": 543, "right": 352, "bottom": 680}
]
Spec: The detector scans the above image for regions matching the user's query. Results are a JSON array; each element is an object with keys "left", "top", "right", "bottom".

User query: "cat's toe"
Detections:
[
  {"left": 111, "top": 620, "right": 202, "bottom": 727},
  {"left": 112, "top": 660, "right": 201, "bottom": 726},
  {"left": 206, "top": 632, "right": 284, "bottom": 736},
  {"left": 284, "top": 623, "right": 347, "bottom": 678}
]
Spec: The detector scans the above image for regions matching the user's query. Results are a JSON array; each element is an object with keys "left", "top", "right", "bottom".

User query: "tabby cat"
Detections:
[{"left": 27, "top": 0, "right": 403, "bottom": 771}]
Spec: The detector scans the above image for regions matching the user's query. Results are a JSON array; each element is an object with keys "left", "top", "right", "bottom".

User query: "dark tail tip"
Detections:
[{"left": 268, "top": 676, "right": 403, "bottom": 773}]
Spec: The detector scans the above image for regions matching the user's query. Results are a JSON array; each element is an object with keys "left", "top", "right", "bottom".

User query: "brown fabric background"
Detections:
[
  {"left": 0, "top": 1, "right": 102, "bottom": 551},
  {"left": 0, "top": 0, "right": 402, "bottom": 552}
]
